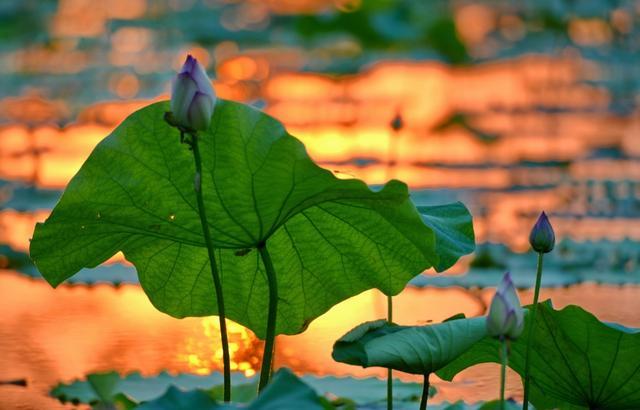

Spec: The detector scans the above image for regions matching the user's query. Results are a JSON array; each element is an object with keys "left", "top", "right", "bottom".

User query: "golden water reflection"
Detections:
[
  {"left": 1, "top": 271, "right": 639, "bottom": 408},
  {"left": 2, "top": 3, "right": 640, "bottom": 408},
  {"left": 2, "top": 56, "right": 637, "bottom": 251},
  {"left": 0, "top": 57, "right": 622, "bottom": 186}
]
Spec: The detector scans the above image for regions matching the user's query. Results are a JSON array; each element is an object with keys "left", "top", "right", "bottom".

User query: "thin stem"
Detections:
[
  {"left": 257, "top": 243, "right": 278, "bottom": 392},
  {"left": 501, "top": 338, "right": 508, "bottom": 410},
  {"left": 191, "top": 134, "right": 231, "bottom": 402},
  {"left": 387, "top": 295, "right": 393, "bottom": 410},
  {"left": 387, "top": 368, "right": 393, "bottom": 410},
  {"left": 522, "top": 252, "right": 544, "bottom": 410},
  {"left": 420, "top": 373, "right": 430, "bottom": 410},
  {"left": 385, "top": 121, "right": 399, "bottom": 410}
]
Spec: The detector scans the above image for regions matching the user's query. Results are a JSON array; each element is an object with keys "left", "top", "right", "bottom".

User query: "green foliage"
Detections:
[
  {"left": 209, "top": 381, "right": 259, "bottom": 403},
  {"left": 332, "top": 316, "right": 487, "bottom": 375},
  {"left": 51, "top": 371, "right": 247, "bottom": 404},
  {"left": 135, "top": 369, "right": 324, "bottom": 410},
  {"left": 50, "top": 370, "right": 435, "bottom": 409},
  {"left": 53, "top": 371, "right": 136, "bottom": 410},
  {"left": 290, "top": 0, "right": 469, "bottom": 64},
  {"left": 30, "top": 99, "right": 474, "bottom": 338},
  {"left": 87, "top": 372, "right": 121, "bottom": 403},
  {"left": 247, "top": 369, "right": 325, "bottom": 410},
  {"left": 135, "top": 387, "right": 219, "bottom": 410},
  {"left": 417, "top": 204, "right": 475, "bottom": 271},
  {"left": 477, "top": 400, "right": 521, "bottom": 410},
  {"left": 438, "top": 302, "right": 640, "bottom": 410}
]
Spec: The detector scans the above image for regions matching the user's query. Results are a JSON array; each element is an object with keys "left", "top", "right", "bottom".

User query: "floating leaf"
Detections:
[
  {"left": 87, "top": 371, "right": 121, "bottom": 403},
  {"left": 50, "top": 369, "right": 436, "bottom": 409},
  {"left": 51, "top": 371, "right": 250, "bottom": 404},
  {"left": 30, "top": 100, "right": 474, "bottom": 337},
  {"left": 410, "top": 267, "right": 640, "bottom": 289},
  {"left": 247, "top": 369, "right": 325, "bottom": 410},
  {"left": 90, "top": 369, "right": 324, "bottom": 410},
  {"left": 332, "top": 317, "right": 487, "bottom": 375},
  {"left": 438, "top": 302, "right": 640, "bottom": 410},
  {"left": 477, "top": 400, "right": 521, "bottom": 410},
  {"left": 209, "top": 381, "right": 259, "bottom": 403},
  {"left": 135, "top": 387, "right": 218, "bottom": 410}
]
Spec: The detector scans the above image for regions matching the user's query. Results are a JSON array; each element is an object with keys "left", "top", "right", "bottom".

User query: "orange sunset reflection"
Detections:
[
  {"left": 1, "top": 272, "right": 639, "bottom": 406},
  {"left": 2, "top": 1, "right": 640, "bottom": 409}
]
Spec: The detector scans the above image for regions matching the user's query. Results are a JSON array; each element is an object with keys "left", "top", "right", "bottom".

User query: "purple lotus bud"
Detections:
[
  {"left": 170, "top": 55, "right": 216, "bottom": 131},
  {"left": 529, "top": 211, "right": 555, "bottom": 253},
  {"left": 487, "top": 272, "right": 524, "bottom": 340},
  {"left": 390, "top": 111, "right": 403, "bottom": 132}
]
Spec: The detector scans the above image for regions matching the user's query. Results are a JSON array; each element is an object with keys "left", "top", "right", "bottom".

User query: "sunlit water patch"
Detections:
[{"left": 0, "top": 271, "right": 638, "bottom": 408}]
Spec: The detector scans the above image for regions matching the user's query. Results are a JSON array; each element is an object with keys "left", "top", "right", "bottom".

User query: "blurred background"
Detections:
[{"left": 1, "top": 0, "right": 640, "bottom": 409}]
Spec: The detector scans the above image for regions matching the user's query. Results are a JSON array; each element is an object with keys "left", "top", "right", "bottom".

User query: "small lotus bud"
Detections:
[
  {"left": 529, "top": 211, "right": 555, "bottom": 253},
  {"left": 170, "top": 55, "right": 216, "bottom": 131},
  {"left": 487, "top": 272, "right": 524, "bottom": 340},
  {"left": 390, "top": 111, "right": 403, "bottom": 132}
]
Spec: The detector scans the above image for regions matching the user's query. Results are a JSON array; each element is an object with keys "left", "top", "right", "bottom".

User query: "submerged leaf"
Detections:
[
  {"left": 438, "top": 302, "right": 640, "bottom": 410},
  {"left": 30, "top": 100, "right": 474, "bottom": 337},
  {"left": 332, "top": 317, "right": 487, "bottom": 375}
]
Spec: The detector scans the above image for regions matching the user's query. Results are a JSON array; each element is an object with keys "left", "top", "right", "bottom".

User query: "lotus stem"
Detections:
[
  {"left": 257, "top": 242, "right": 278, "bottom": 392},
  {"left": 500, "top": 338, "right": 508, "bottom": 410},
  {"left": 386, "top": 114, "right": 400, "bottom": 410},
  {"left": 190, "top": 133, "right": 231, "bottom": 402},
  {"left": 387, "top": 294, "right": 393, "bottom": 410},
  {"left": 522, "top": 252, "right": 544, "bottom": 410},
  {"left": 420, "top": 373, "right": 430, "bottom": 410}
]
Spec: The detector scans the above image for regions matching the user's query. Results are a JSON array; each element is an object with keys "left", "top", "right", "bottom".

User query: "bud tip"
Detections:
[{"left": 529, "top": 211, "right": 555, "bottom": 253}]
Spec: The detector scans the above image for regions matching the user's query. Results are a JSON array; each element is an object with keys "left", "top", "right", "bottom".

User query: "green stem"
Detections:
[
  {"left": 387, "top": 368, "right": 393, "bottom": 410},
  {"left": 501, "top": 338, "right": 508, "bottom": 410},
  {"left": 257, "top": 243, "right": 278, "bottom": 392},
  {"left": 522, "top": 252, "right": 544, "bottom": 410},
  {"left": 191, "top": 134, "right": 231, "bottom": 402},
  {"left": 420, "top": 373, "right": 430, "bottom": 410},
  {"left": 387, "top": 295, "right": 393, "bottom": 410}
]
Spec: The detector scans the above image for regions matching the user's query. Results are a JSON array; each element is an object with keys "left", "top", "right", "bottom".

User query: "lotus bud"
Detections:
[
  {"left": 487, "top": 272, "right": 525, "bottom": 340},
  {"left": 390, "top": 111, "right": 403, "bottom": 132},
  {"left": 529, "top": 211, "right": 555, "bottom": 253},
  {"left": 170, "top": 55, "right": 216, "bottom": 131}
]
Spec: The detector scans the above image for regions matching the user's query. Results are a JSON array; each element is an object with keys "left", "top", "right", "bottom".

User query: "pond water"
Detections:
[
  {"left": 1, "top": 271, "right": 639, "bottom": 409},
  {"left": 2, "top": 1, "right": 640, "bottom": 409}
]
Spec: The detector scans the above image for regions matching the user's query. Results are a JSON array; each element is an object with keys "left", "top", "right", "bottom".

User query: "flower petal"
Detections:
[
  {"left": 188, "top": 91, "right": 214, "bottom": 131},
  {"left": 171, "top": 72, "right": 198, "bottom": 126}
]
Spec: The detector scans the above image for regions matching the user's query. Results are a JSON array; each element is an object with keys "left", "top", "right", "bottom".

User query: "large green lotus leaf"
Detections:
[
  {"left": 332, "top": 316, "right": 487, "bottom": 374},
  {"left": 30, "top": 99, "right": 475, "bottom": 337},
  {"left": 438, "top": 302, "right": 640, "bottom": 410}
]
